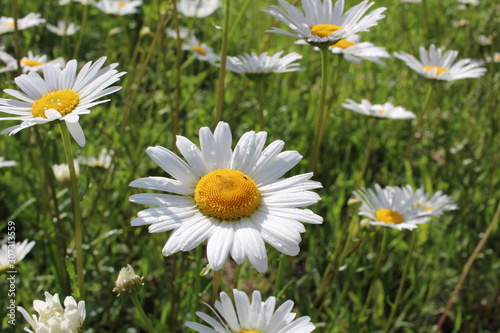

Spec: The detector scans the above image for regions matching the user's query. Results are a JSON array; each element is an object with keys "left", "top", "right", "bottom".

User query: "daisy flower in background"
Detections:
[
  {"left": 264, "top": 0, "right": 386, "bottom": 47},
  {"left": 0, "top": 156, "right": 17, "bottom": 167},
  {"left": 78, "top": 148, "right": 113, "bottom": 169},
  {"left": 93, "top": 0, "right": 143, "bottom": 16},
  {"left": 17, "top": 292, "right": 86, "bottom": 333},
  {"left": 177, "top": 0, "right": 221, "bottom": 18},
  {"left": 166, "top": 27, "right": 191, "bottom": 39},
  {"left": 402, "top": 185, "right": 458, "bottom": 218},
  {"left": 113, "top": 264, "right": 144, "bottom": 296},
  {"left": 182, "top": 35, "right": 219, "bottom": 63},
  {"left": 400, "top": 0, "right": 421, "bottom": 3},
  {"left": 46, "top": 20, "right": 80, "bottom": 36},
  {"left": 353, "top": 184, "right": 431, "bottom": 230},
  {"left": 329, "top": 34, "right": 390, "bottom": 65},
  {"left": 0, "top": 51, "right": 65, "bottom": 74},
  {"left": 394, "top": 44, "right": 487, "bottom": 81},
  {"left": 0, "top": 13, "right": 45, "bottom": 35},
  {"left": 222, "top": 51, "right": 303, "bottom": 80},
  {"left": 342, "top": 99, "right": 416, "bottom": 119},
  {"left": 0, "top": 238, "right": 35, "bottom": 271},
  {"left": 186, "top": 289, "right": 316, "bottom": 333},
  {"left": 0, "top": 57, "right": 125, "bottom": 147},
  {"left": 52, "top": 161, "right": 80, "bottom": 182},
  {"left": 129, "top": 122, "right": 323, "bottom": 272},
  {"left": 475, "top": 34, "right": 492, "bottom": 46},
  {"left": 485, "top": 52, "right": 500, "bottom": 63},
  {"left": 59, "top": 0, "right": 93, "bottom": 4},
  {"left": 457, "top": 0, "right": 479, "bottom": 9}
]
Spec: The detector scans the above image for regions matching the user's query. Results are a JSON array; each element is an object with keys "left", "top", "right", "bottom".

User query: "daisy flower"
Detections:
[
  {"left": 129, "top": 122, "right": 323, "bottom": 272},
  {"left": 52, "top": 161, "right": 80, "bottom": 182},
  {"left": 222, "top": 51, "right": 302, "bottom": 80},
  {"left": 78, "top": 148, "right": 113, "bottom": 169},
  {"left": 264, "top": 0, "right": 386, "bottom": 47},
  {"left": 182, "top": 35, "right": 219, "bottom": 63},
  {"left": 59, "top": 0, "right": 93, "bottom": 5},
  {"left": 394, "top": 44, "right": 486, "bottom": 81},
  {"left": 0, "top": 13, "right": 45, "bottom": 35},
  {"left": 329, "top": 34, "right": 390, "bottom": 65},
  {"left": 17, "top": 292, "right": 86, "bottom": 333},
  {"left": 46, "top": 20, "right": 79, "bottom": 36},
  {"left": 0, "top": 156, "right": 18, "bottom": 167},
  {"left": 0, "top": 57, "right": 125, "bottom": 147},
  {"left": 113, "top": 264, "right": 144, "bottom": 296},
  {"left": 400, "top": 0, "right": 421, "bottom": 3},
  {"left": 342, "top": 99, "right": 416, "bottom": 119},
  {"left": 457, "top": 0, "right": 479, "bottom": 9},
  {"left": 186, "top": 289, "right": 316, "bottom": 333},
  {"left": 166, "top": 27, "right": 191, "bottom": 39},
  {"left": 93, "top": 0, "right": 143, "bottom": 16},
  {"left": 0, "top": 51, "right": 65, "bottom": 74},
  {"left": 354, "top": 184, "right": 431, "bottom": 230},
  {"left": 402, "top": 185, "right": 458, "bottom": 218},
  {"left": 0, "top": 238, "right": 35, "bottom": 271},
  {"left": 177, "top": 0, "right": 221, "bottom": 18}
]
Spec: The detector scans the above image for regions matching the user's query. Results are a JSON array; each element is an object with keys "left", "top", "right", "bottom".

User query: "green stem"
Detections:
[
  {"left": 171, "top": 0, "right": 182, "bottom": 139},
  {"left": 210, "top": 269, "right": 223, "bottom": 305},
  {"left": 214, "top": 0, "right": 231, "bottom": 123},
  {"left": 72, "top": 3, "right": 89, "bottom": 59},
  {"left": 273, "top": 254, "right": 287, "bottom": 296},
  {"left": 354, "top": 118, "right": 377, "bottom": 190},
  {"left": 359, "top": 228, "right": 388, "bottom": 321},
  {"left": 308, "top": 47, "right": 330, "bottom": 172},
  {"left": 130, "top": 294, "right": 156, "bottom": 333},
  {"left": 10, "top": 0, "right": 23, "bottom": 76},
  {"left": 58, "top": 123, "right": 85, "bottom": 300},
  {"left": 384, "top": 231, "right": 418, "bottom": 332},
  {"left": 256, "top": 80, "right": 266, "bottom": 131}
]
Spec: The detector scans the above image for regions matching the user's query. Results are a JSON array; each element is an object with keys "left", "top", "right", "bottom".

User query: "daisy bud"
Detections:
[{"left": 113, "top": 264, "right": 143, "bottom": 296}]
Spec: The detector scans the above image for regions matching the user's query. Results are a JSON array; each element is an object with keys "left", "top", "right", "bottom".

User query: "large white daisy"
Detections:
[
  {"left": 178, "top": 0, "right": 221, "bottom": 18},
  {"left": 0, "top": 13, "right": 45, "bottom": 35},
  {"left": 264, "top": 0, "right": 386, "bottom": 47},
  {"left": 342, "top": 98, "right": 416, "bottom": 119},
  {"left": 17, "top": 292, "right": 86, "bottom": 333},
  {"left": 0, "top": 57, "right": 125, "bottom": 147},
  {"left": 129, "top": 122, "right": 323, "bottom": 272},
  {"left": 0, "top": 50, "right": 65, "bottom": 74},
  {"left": 329, "top": 34, "right": 390, "bottom": 65},
  {"left": 222, "top": 51, "right": 302, "bottom": 80},
  {"left": 186, "top": 289, "right": 316, "bottom": 333},
  {"left": 354, "top": 184, "right": 431, "bottom": 230},
  {"left": 394, "top": 44, "right": 486, "bottom": 81}
]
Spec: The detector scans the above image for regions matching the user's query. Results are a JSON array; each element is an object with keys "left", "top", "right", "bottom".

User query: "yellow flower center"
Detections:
[
  {"left": 2, "top": 22, "right": 14, "bottom": 28},
  {"left": 424, "top": 65, "right": 448, "bottom": 75},
  {"left": 240, "top": 330, "right": 261, "bottom": 333},
  {"left": 378, "top": 109, "right": 386, "bottom": 114},
  {"left": 194, "top": 169, "right": 261, "bottom": 220},
  {"left": 375, "top": 209, "right": 404, "bottom": 224},
  {"left": 31, "top": 90, "right": 80, "bottom": 118},
  {"left": 310, "top": 24, "right": 343, "bottom": 38},
  {"left": 21, "top": 59, "right": 45, "bottom": 67},
  {"left": 330, "top": 38, "right": 356, "bottom": 49},
  {"left": 119, "top": 2, "right": 126, "bottom": 7},
  {"left": 193, "top": 45, "right": 207, "bottom": 56}
]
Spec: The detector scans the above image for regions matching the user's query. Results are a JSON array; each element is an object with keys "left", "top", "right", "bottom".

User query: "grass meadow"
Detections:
[{"left": 0, "top": 0, "right": 499, "bottom": 332}]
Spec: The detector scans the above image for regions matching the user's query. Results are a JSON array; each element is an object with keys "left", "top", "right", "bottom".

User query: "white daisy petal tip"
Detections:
[{"left": 130, "top": 122, "right": 323, "bottom": 272}]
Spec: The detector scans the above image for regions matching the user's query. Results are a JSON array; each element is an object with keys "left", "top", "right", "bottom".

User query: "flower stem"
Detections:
[
  {"left": 58, "top": 123, "right": 85, "bottom": 300},
  {"left": 354, "top": 118, "right": 377, "bottom": 189},
  {"left": 214, "top": 0, "right": 231, "bottom": 123},
  {"left": 256, "top": 80, "right": 266, "bottom": 131},
  {"left": 273, "top": 254, "right": 287, "bottom": 296},
  {"left": 308, "top": 47, "right": 330, "bottom": 172},
  {"left": 10, "top": 0, "right": 23, "bottom": 76},
  {"left": 130, "top": 294, "right": 156, "bottom": 333},
  {"left": 210, "top": 269, "right": 222, "bottom": 305},
  {"left": 171, "top": 0, "right": 182, "bottom": 139},
  {"left": 72, "top": 2, "right": 89, "bottom": 59},
  {"left": 383, "top": 231, "right": 418, "bottom": 332}
]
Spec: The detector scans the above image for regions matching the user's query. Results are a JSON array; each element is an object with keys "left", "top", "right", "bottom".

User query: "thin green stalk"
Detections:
[
  {"left": 130, "top": 294, "right": 156, "bottom": 333},
  {"left": 273, "top": 254, "right": 287, "bottom": 296},
  {"left": 214, "top": 0, "right": 231, "bottom": 123},
  {"left": 308, "top": 47, "right": 330, "bottom": 172},
  {"left": 359, "top": 228, "right": 388, "bottom": 322},
  {"left": 256, "top": 80, "right": 266, "bottom": 131},
  {"left": 58, "top": 123, "right": 85, "bottom": 300},
  {"left": 354, "top": 118, "right": 377, "bottom": 190},
  {"left": 72, "top": 3, "right": 89, "bottom": 59},
  {"left": 228, "top": 0, "right": 251, "bottom": 38},
  {"left": 435, "top": 198, "right": 500, "bottom": 332},
  {"left": 384, "top": 231, "right": 418, "bottom": 332},
  {"left": 171, "top": 0, "right": 182, "bottom": 139},
  {"left": 10, "top": 0, "right": 23, "bottom": 76},
  {"left": 210, "top": 269, "right": 223, "bottom": 305}
]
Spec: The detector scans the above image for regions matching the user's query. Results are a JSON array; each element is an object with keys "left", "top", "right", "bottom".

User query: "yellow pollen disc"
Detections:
[
  {"left": 424, "top": 65, "right": 448, "bottom": 75},
  {"left": 194, "top": 169, "right": 261, "bottom": 220},
  {"left": 119, "top": 2, "right": 126, "bottom": 7},
  {"left": 21, "top": 59, "right": 44, "bottom": 67},
  {"left": 3, "top": 22, "right": 14, "bottom": 27},
  {"left": 240, "top": 330, "right": 261, "bottom": 333},
  {"left": 310, "top": 24, "right": 343, "bottom": 38},
  {"left": 192, "top": 45, "right": 207, "bottom": 55},
  {"left": 379, "top": 109, "right": 386, "bottom": 114},
  {"left": 330, "top": 38, "right": 356, "bottom": 49},
  {"left": 375, "top": 209, "right": 404, "bottom": 224},
  {"left": 31, "top": 90, "right": 80, "bottom": 118}
]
